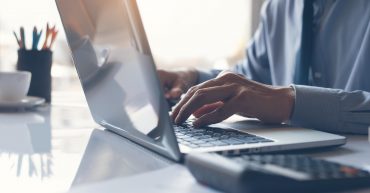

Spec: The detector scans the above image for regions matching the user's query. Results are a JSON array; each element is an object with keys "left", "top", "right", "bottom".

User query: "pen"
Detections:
[
  {"left": 42, "top": 23, "right": 58, "bottom": 50},
  {"left": 37, "top": 29, "right": 43, "bottom": 50},
  {"left": 13, "top": 31, "right": 21, "bottom": 48},
  {"left": 48, "top": 29, "right": 58, "bottom": 49},
  {"left": 42, "top": 23, "right": 50, "bottom": 50},
  {"left": 20, "top": 27, "right": 25, "bottom": 49},
  {"left": 32, "top": 26, "right": 43, "bottom": 50},
  {"left": 32, "top": 27, "right": 37, "bottom": 50}
]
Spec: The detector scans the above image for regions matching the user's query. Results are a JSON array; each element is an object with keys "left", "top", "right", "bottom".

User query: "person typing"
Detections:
[{"left": 159, "top": 0, "right": 370, "bottom": 134}]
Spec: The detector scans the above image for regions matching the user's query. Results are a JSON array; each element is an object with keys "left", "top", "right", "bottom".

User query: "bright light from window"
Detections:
[
  {"left": 0, "top": 0, "right": 252, "bottom": 71},
  {"left": 137, "top": 0, "right": 251, "bottom": 68}
]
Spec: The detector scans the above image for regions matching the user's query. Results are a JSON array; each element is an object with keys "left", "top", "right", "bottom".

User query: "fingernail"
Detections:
[{"left": 173, "top": 90, "right": 181, "bottom": 97}]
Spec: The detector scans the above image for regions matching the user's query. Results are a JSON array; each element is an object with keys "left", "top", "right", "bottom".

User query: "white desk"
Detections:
[
  {"left": 0, "top": 91, "right": 97, "bottom": 193},
  {"left": 1, "top": 91, "right": 369, "bottom": 193}
]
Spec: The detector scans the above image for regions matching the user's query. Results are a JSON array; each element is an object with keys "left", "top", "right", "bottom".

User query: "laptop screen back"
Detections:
[{"left": 56, "top": 0, "right": 181, "bottom": 160}]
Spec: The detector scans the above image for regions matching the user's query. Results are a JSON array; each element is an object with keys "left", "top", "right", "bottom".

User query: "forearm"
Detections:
[{"left": 290, "top": 85, "right": 370, "bottom": 134}]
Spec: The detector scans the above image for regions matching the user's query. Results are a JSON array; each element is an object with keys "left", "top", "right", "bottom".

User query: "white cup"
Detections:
[{"left": 0, "top": 71, "right": 31, "bottom": 102}]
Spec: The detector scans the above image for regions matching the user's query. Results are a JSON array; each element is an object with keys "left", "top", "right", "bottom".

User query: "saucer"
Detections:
[{"left": 0, "top": 96, "right": 45, "bottom": 110}]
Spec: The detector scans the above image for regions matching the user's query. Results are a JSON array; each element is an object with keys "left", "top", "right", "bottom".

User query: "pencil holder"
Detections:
[{"left": 16, "top": 49, "right": 52, "bottom": 103}]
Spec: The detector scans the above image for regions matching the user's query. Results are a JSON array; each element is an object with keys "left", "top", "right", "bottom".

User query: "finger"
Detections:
[
  {"left": 174, "top": 84, "right": 235, "bottom": 124},
  {"left": 193, "top": 100, "right": 236, "bottom": 127},
  {"left": 171, "top": 79, "right": 222, "bottom": 120},
  {"left": 166, "top": 88, "right": 182, "bottom": 99},
  {"left": 192, "top": 102, "right": 224, "bottom": 118}
]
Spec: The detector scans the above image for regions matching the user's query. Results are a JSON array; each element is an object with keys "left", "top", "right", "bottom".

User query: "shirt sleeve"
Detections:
[{"left": 291, "top": 85, "right": 370, "bottom": 134}]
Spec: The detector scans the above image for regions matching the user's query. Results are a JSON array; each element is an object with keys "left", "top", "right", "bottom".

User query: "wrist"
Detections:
[{"left": 276, "top": 86, "right": 296, "bottom": 122}]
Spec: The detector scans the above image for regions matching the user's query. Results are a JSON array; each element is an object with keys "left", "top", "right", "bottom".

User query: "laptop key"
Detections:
[
  {"left": 184, "top": 138, "right": 199, "bottom": 142},
  {"left": 193, "top": 140, "right": 207, "bottom": 145},
  {"left": 195, "top": 135, "right": 210, "bottom": 140},
  {"left": 237, "top": 137, "right": 263, "bottom": 142},
  {"left": 210, "top": 141, "right": 228, "bottom": 146},
  {"left": 204, "top": 138, "right": 218, "bottom": 142},
  {"left": 234, "top": 135, "right": 254, "bottom": 139},
  {"left": 221, "top": 139, "right": 244, "bottom": 145},
  {"left": 191, "top": 133, "right": 204, "bottom": 137},
  {"left": 177, "top": 130, "right": 188, "bottom": 134},
  {"left": 219, "top": 135, "right": 230, "bottom": 139},
  {"left": 212, "top": 133, "right": 221, "bottom": 137},
  {"left": 182, "top": 136, "right": 193, "bottom": 140}
]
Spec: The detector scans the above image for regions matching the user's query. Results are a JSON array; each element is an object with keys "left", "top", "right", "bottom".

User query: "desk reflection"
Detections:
[
  {"left": 71, "top": 129, "right": 173, "bottom": 188},
  {"left": 0, "top": 109, "right": 51, "bottom": 179}
]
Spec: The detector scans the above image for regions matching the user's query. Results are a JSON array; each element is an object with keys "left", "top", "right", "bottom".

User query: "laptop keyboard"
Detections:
[{"left": 174, "top": 121, "right": 274, "bottom": 149}]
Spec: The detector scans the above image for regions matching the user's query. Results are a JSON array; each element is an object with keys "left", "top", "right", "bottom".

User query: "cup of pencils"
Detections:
[{"left": 14, "top": 23, "right": 58, "bottom": 103}]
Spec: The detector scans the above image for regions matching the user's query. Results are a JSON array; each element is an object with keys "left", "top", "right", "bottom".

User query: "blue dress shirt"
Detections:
[{"left": 198, "top": 0, "right": 370, "bottom": 134}]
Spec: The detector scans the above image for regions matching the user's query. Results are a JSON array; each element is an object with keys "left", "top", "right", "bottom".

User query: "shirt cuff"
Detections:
[
  {"left": 197, "top": 69, "right": 221, "bottom": 84},
  {"left": 290, "top": 85, "right": 341, "bottom": 132}
]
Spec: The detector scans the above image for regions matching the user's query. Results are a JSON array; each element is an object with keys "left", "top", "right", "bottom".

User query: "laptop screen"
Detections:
[{"left": 57, "top": 0, "right": 181, "bottom": 160}]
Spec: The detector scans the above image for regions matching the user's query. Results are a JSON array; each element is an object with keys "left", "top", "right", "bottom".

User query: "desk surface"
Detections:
[{"left": 1, "top": 91, "right": 369, "bottom": 193}]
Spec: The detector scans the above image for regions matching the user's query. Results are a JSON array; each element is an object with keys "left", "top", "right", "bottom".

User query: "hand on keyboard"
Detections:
[{"left": 171, "top": 72, "right": 295, "bottom": 127}]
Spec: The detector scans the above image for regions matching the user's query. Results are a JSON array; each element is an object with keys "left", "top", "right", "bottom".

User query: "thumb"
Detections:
[{"left": 166, "top": 81, "right": 184, "bottom": 99}]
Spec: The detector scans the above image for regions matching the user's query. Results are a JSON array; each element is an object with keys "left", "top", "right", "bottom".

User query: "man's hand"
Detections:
[
  {"left": 158, "top": 69, "right": 198, "bottom": 100},
  {"left": 172, "top": 71, "right": 295, "bottom": 127}
]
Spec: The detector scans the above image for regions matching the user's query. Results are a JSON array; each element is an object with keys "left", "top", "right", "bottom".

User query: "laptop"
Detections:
[{"left": 56, "top": 0, "right": 345, "bottom": 162}]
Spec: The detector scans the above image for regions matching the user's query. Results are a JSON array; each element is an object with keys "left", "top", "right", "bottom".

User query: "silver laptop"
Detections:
[{"left": 56, "top": 0, "right": 345, "bottom": 162}]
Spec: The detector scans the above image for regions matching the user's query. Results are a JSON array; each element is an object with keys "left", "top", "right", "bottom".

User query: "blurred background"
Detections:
[
  {"left": 0, "top": 1, "right": 267, "bottom": 191},
  {"left": 0, "top": 0, "right": 264, "bottom": 92}
]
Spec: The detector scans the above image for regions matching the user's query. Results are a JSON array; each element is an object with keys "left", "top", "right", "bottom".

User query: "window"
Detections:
[
  {"left": 0, "top": 0, "right": 263, "bottom": 76},
  {"left": 138, "top": 0, "right": 253, "bottom": 69}
]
